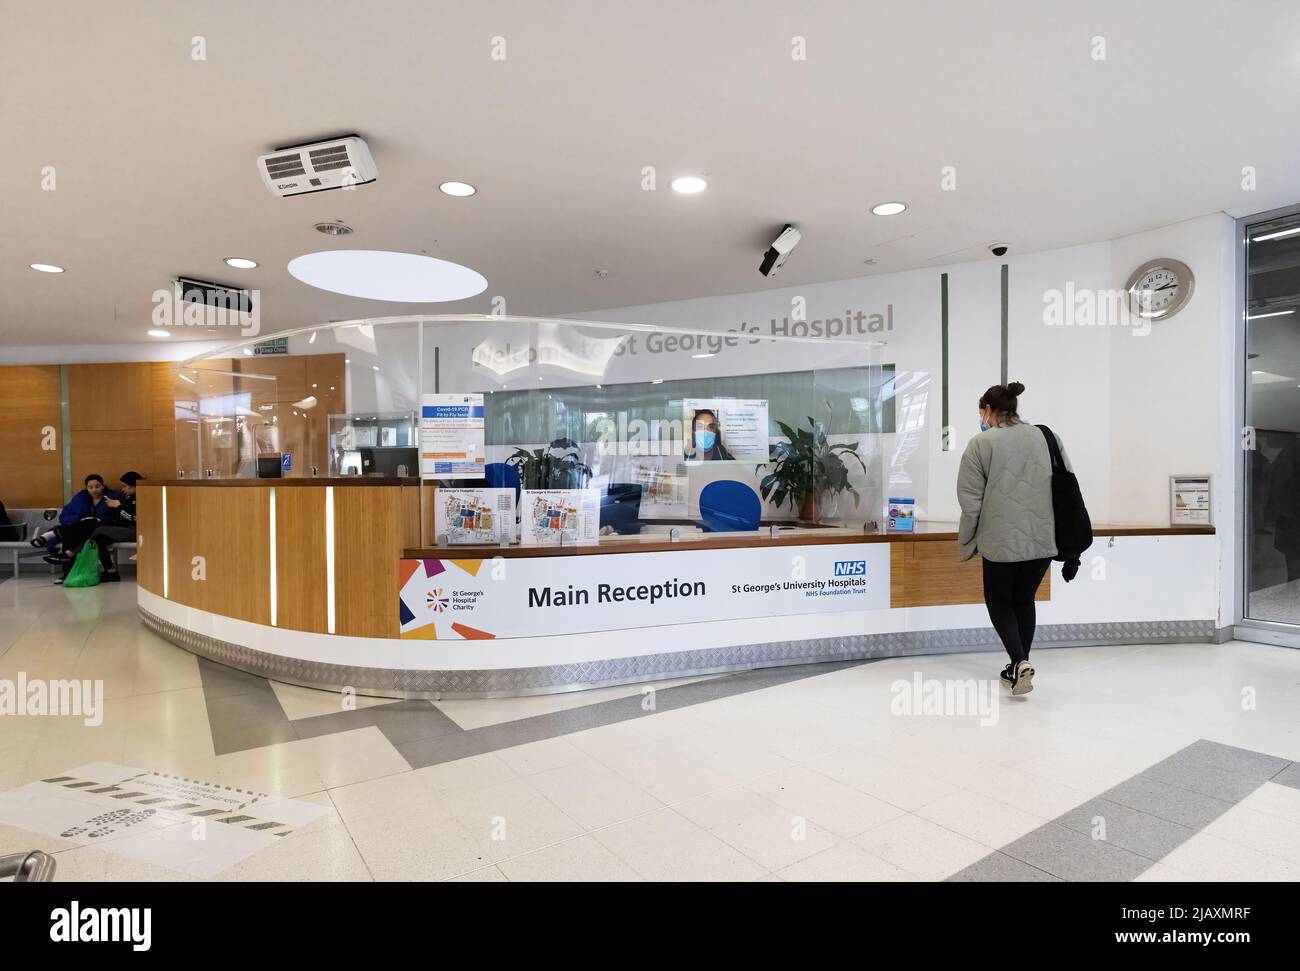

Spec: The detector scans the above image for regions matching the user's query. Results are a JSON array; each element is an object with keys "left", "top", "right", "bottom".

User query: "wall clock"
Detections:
[{"left": 1126, "top": 258, "right": 1194, "bottom": 320}]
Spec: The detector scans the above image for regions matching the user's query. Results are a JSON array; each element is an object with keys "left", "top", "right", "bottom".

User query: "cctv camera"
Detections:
[
  {"left": 989, "top": 242, "right": 1009, "bottom": 257},
  {"left": 760, "top": 224, "right": 802, "bottom": 277}
]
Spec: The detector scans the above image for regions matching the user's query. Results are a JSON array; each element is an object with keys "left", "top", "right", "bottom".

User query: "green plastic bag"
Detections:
[{"left": 64, "top": 539, "right": 101, "bottom": 588}]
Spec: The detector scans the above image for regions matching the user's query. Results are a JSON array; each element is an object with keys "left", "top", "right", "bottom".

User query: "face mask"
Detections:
[
  {"left": 979, "top": 422, "right": 990, "bottom": 432},
  {"left": 695, "top": 429, "right": 717, "bottom": 453}
]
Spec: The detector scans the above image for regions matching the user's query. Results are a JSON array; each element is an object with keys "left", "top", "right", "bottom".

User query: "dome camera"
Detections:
[{"left": 988, "top": 242, "right": 1009, "bottom": 257}]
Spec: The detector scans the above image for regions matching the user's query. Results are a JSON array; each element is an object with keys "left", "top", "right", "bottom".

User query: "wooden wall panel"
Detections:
[
  {"left": 150, "top": 363, "right": 178, "bottom": 479},
  {"left": 275, "top": 486, "right": 328, "bottom": 633},
  {"left": 0, "top": 365, "right": 62, "bottom": 508},
  {"left": 236, "top": 356, "right": 307, "bottom": 403},
  {"left": 71, "top": 430, "right": 155, "bottom": 489},
  {"left": 69, "top": 362, "right": 162, "bottom": 489},
  {"left": 135, "top": 484, "right": 163, "bottom": 595},
  {"left": 890, "top": 540, "right": 1050, "bottom": 608},
  {"left": 69, "top": 363, "right": 152, "bottom": 431},
  {"left": 1, "top": 353, "right": 345, "bottom": 507},
  {"left": 304, "top": 354, "right": 346, "bottom": 476}
]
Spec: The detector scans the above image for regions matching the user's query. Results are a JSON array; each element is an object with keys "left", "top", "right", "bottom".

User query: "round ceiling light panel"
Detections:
[{"left": 287, "top": 250, "right": 488, "bottom": 302}]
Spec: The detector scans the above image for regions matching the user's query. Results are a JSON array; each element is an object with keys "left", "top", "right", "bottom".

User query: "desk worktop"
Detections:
[
  {"left": 141, "top": 478, "right": 420, "bottom": 487},
  {"left": 404, "top": 522, "right": 1214, "bottom": 559}
]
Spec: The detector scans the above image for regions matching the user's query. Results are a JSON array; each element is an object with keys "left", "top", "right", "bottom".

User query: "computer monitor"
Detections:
[
  {"left": 360, "top": 447, "right": 419, "bottom": 477},
  {"left": 256, "top": 454, "right": 283, "bottom": 479}
]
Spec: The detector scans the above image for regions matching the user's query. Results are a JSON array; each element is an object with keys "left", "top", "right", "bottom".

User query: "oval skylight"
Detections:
[{"left": 287, "top": 250, "right": 487, "bottom": 302}]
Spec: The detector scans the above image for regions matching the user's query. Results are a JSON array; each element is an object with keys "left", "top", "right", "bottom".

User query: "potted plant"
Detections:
[
  {"left": 505, "top": 438, "right": 593, "bottom": 489},
  {"left": 757, "top": 416, "right": 866, "bottom": 524}
]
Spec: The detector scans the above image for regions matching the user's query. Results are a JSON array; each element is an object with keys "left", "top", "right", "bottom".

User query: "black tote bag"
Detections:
[{"left": 1037, "top": 425, "right": 1092, "bottom": 561}]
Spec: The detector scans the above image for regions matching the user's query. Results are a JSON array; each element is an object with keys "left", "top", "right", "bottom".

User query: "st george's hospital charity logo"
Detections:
[{"left": 426, "top": 589, "right": 450, "bottom": 613}]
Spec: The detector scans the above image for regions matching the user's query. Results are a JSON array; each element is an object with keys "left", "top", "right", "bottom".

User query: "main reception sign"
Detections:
[{"left": 398, "top": 543, "right": 890, "bottom": 640}]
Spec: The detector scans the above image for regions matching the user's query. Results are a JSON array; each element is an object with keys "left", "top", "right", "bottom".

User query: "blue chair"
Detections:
[
  {"left": 483, "top": 462, "right": 521, "bottom": 495},
  {"left": 699, "top": 480, "right": 761, "bottom": 533},
  {"left": 600, "top": 483, "right": 644, "bottom": 535}
]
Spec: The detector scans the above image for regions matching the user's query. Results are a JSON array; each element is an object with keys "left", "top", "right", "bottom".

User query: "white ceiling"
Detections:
[{"left": 3, "top": 0, "right": 1300, "bottom": 347}]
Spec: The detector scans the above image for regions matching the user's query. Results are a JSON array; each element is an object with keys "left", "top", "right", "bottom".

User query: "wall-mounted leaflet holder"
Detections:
[{"left": 1170, "top": 475, "right": 1212, "bottom": 526}]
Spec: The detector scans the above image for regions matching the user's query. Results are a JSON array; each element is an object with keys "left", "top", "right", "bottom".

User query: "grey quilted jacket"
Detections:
[{"left": 957, "top": 420, "right": 1071, "bottom": 563}]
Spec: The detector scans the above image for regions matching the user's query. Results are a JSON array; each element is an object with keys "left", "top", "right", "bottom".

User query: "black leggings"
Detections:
[{"left": 982, "top": 557, "right": 1052, "bottom": 666}]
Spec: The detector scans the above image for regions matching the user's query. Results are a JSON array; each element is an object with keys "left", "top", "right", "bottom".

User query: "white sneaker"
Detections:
[{"left": 1012, "top": 660, "right": 1035, "bottom": 695}]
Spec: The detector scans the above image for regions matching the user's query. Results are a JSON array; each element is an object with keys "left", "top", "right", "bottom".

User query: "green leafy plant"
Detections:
[
  {"left": 506, "top": 438, "right": 593, "bottom": 489},
  {"left": 757, "top": 415, "right": 866, "bottom": 521}
]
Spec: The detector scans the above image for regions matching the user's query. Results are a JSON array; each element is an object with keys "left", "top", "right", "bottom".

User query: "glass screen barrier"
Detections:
[{"left": 173, "top": 315, "right": 930, "bottom": 545}]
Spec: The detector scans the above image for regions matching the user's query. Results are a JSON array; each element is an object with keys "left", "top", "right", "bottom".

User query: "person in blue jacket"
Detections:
[{"left": 29, "top": 473, "right": 119, "bottom": 557}]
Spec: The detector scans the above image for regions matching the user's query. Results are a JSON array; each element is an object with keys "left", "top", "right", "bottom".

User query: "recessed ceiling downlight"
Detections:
[
  {"left": 287, "top": 250, "right": 488, "bottom": 303},
  {"left": 30, "top": 263, "right": 64, "bottom": 273},
  {"left": 314, "top": 221, "right": 354, "bottom": 236},
  {"left": 871, "top": 201, "right": 907, "bottom": 216},
  {"left": 224, "top": 257, "right": 258, "bottom": 269},
  {"left": 671, "top": 176, "right": 708, "bottom": 194},
  {"left": 439, "top": 181, "right": 477, "bottom": 197}
]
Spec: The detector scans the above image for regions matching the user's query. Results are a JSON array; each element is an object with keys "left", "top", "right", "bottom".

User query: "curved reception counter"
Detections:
[{"left": 135, "top": 481, "right": 1219, "bottom": 698}]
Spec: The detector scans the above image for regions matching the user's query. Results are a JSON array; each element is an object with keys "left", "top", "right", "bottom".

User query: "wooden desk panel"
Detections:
[
  {"left": 890, "top": 541, "right": 1050, "bottom": 608},
  {"left": 135, "top": 485, "right": 163, "bottom": 595},
  {"left": 139, "top": 480, "right": 417, "bottom": 636},
  {"left": 164, "top": 485, "right": 270, "bottom": 624},
  {"left": 334, "top": 485, "right": 420, "bottom": 638},
  {"left": 275, "top": 486, "right": 328, "bottom": 634}
]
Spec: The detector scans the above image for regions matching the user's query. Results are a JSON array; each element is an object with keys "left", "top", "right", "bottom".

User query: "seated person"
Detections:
[
  {"left": 81, "top": 471, "right": 144, "bottom": 582},
  {"left": 685, "top": 409, "right": 735, "bottom": 462},
  {"left": 0, "top": 499, "right": 20, "bottom": 542},
  {"left": 31, "top": 473, "right": 119, "bottom": 558}
]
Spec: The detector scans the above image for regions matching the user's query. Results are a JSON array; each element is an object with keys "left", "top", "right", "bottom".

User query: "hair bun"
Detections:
[{"left": 1007, "top": 381, "right": 1025, "bottom": 396}]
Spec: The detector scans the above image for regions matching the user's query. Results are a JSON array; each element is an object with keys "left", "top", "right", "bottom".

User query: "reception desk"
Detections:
[{"left": 135, "top": 481, "right": 1218, "bottom": 697}]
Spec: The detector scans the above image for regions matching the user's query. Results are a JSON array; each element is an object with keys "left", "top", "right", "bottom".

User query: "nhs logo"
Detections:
[{"left": 834, "top": 560, "right": 867, "bottom": 577}]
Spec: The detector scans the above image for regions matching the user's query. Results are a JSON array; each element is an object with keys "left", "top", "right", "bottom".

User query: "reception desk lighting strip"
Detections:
[
  {"left": 325, "top": 486, "right": 336, "bottom": 634},
  {"left": 268, "top": 487, "right": 277, "bottom": 627},
  {"left": 161, "top": 486, "right": 169, "bottom": 598}
]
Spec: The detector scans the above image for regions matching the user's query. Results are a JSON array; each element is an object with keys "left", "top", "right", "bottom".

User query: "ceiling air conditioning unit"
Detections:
[{"left": 257, "top": 135, "right": 377, "bottom": 198}]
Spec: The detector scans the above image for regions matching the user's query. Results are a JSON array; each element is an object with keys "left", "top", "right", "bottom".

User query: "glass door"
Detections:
[{"left": 1244, "top": 208, "right": 1300, "bottom": 627}]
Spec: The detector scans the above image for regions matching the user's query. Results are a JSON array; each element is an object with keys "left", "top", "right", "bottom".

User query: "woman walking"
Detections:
[{"left": 957, "top": 382, "right": 1072, "bottom": 695}]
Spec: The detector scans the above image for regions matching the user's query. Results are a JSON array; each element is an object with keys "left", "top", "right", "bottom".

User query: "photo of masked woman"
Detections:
[{"left": 687, "top": 408, "right": 734, "bottom": 461}]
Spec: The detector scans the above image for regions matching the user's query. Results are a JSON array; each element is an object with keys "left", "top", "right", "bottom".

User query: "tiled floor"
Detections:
[{"left": 2, "top": 573, "right": 1300, "bottom": 881}]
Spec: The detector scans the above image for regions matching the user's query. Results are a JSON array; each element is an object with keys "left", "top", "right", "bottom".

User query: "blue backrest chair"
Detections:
[{"left": 699, "top": 479, "right": 762, "bottom": 533}]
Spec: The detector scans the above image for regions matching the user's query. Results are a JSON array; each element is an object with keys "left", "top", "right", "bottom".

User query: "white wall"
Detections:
[
  {"left": 562, "top": 218, "right": 1235, "bottom": 527},
  {"left": 1107, "top": 213, "right": 1234, "bottom": 523}
]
